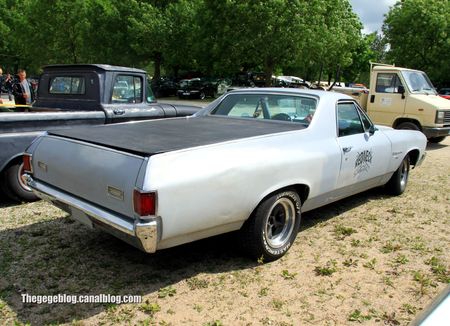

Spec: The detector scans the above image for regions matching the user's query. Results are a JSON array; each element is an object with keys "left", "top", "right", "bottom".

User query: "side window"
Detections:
[
  {"left": 337, "top": 103, "right": 364, "bottom": 137},
  {"left": 359, "top": 108, "right": 373, "bottom": 131},
  {"left": 375, "top": 73, "right": 403, "bottom": 93},
  {"left": 146, "top": 80, "right": 156, "bottom": 102},
  {"left": 49, "top": 76, "right": 85, "bottom": 94},
  {"left": 112, "top": 75, "right": 142, "bottom": 104}
]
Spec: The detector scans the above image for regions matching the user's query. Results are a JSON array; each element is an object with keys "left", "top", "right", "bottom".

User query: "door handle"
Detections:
[
  {"left": 343, "top": 146, "right": 352, "bottom": 153},
  {"left": 113, "top": 109, "right": 125, "bottom": 115}
]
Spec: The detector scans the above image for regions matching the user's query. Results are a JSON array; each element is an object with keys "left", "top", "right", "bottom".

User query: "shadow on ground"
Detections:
[
  {"left": 426, "top": 141, "right": 448, "bottom": 151},
  {"left": 0, "top": 187, "right": 387, "bottom": 324},
  {"left": 0, "top": 196, "right": 19, "bottom": 208}
]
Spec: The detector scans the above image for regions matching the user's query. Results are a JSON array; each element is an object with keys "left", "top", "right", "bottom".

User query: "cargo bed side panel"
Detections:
[{"left": 32, "top": 136, "right": 145, "bottom": 218}]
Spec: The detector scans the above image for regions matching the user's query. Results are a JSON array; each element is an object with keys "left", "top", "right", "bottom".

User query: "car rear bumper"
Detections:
[
  {"left": 422, "top": 126, "right": 450, "bottom": 139},
  {"left": 25, "top": 175, "right": 159, "bottom": 253}
]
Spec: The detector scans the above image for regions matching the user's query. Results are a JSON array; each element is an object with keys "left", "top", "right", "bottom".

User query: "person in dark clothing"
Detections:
[
  {"left": 0, "top": 68, "right": 14, "bottom": 104},
  {"left": 0, "top": 68, "right": 13, "bottom": 92},
  {"left": 12, "top": 69, "right": 34, "bottom": 105}
]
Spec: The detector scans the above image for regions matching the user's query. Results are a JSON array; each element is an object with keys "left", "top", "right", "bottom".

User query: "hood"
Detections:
[{"left": 409, "top": 94, "right": 450, "bottom": 110}]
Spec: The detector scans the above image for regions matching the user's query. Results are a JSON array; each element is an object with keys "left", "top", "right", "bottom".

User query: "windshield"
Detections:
[
  {"left": 210, "top": 93, "right": 317, "bottom": 126},
  {"left": 401, "top": 71, "right": 436, "bottom": 95}
]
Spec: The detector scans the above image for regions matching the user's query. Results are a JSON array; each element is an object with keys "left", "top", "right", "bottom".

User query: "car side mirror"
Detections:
[
  {"left": 369, "top": 125, "right": 376, "bottom": 136},
  {"left": 398, "top": 85, "right": 405, "bottom": 99}
]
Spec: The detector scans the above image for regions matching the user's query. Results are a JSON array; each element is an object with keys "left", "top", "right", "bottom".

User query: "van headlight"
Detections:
[{"left": 435, "top": 111, "right": 445, "bottom": 124}]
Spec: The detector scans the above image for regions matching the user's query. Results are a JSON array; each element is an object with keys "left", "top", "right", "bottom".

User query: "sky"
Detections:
[{"left": 349, "top": 0, "right": 398, "bottom": 34}]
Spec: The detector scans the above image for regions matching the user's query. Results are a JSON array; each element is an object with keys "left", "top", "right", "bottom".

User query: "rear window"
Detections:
[
  {"left": 211, "top": 93, "right": 317, "bottom": 126},
  {"left": 112, "top": 75, "right": 142, "bottom": 104},
  {"left": 49, "top": 76, "right": 86, "bottom": 95}
]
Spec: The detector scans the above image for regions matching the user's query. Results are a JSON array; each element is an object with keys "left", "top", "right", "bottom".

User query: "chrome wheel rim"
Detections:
[
  {"left": 17, "top": 162, "right": 32, "bottom": 192},
  {"left": 264, "top": 198, "right": 296, "bottom": 248},
  {"left": 399, "top": 159, "right": 409, "bottom": 190}
]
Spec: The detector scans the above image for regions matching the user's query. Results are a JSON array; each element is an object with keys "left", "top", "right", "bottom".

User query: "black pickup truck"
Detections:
[{"left": 0, "top": 64, "right": 200, "bottom": 202}]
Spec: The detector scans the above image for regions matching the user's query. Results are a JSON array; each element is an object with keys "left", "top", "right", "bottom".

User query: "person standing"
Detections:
[
  {"left": 0, "top": 68, "right": 13, "bottom": 104},
  {"left": 13, "top": 69, "right": 34, "bottom": 105}
]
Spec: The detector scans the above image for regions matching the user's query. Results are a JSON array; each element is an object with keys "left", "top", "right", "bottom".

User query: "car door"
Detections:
[
  {"left": 336, "top": 101, "right": 391, "bottom": 194},
  {"left": 367, "top": 72, "right": 406, "bottom": 126},
  {"left": 108, "top": 74, "right": 164, "bottom": 122}
]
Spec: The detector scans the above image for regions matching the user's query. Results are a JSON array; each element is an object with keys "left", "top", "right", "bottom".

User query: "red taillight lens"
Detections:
[
  {"left": 23, "top": 154, "right": 32, "bottom": 174},
  {"left": 133, "top": 190, "right": 156, "bottom": 216}
]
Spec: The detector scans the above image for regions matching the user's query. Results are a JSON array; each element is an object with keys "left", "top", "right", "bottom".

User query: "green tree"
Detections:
[
  {"left": 197, "top": 0, "right": 310, "bottom": 84},
  {"left": 383, "top": 0, "right": 450, "bottom": 86}
]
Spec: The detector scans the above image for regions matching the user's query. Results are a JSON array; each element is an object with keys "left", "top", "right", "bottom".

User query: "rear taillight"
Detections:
[
  {"left": 133, "top": 190, "right": 156, "bottom": 216},
  {"left": 23, "top": 154, "right": 33, "bottom": 174}
]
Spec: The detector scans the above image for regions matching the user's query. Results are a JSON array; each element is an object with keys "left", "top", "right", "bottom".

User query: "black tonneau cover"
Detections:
[{"left": 48, "top": 116, "right": 304, "bottom": 155}]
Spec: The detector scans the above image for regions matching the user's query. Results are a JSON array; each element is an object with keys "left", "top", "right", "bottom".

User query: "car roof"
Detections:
[
  {"left": 226, "top": 87, "right": 353, "bottom": 100},
  {"left": 43, "top": 64, "right": 146, "bottom": 74}
]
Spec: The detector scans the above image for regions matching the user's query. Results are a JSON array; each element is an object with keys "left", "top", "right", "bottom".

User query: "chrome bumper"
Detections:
[
  {"left": 422, "top": 126, "right": 450, "bottom": 138},
  {"left": 25, "top": 175, "right": 158, "bottom": 253}
]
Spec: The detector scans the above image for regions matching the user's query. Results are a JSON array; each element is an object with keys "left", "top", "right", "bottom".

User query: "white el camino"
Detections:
[{"left": 24, "top": 88, "right": 427, "bottom": 261}]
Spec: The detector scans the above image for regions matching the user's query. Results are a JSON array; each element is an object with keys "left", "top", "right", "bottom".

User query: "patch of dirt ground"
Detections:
[{"left": 0, "top": 138, "right": 449, "bottom": 326}]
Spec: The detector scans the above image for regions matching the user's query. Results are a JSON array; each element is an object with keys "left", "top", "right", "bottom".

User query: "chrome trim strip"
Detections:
[{"left": 25, "top": 175, "right": 158, "bottom": 253}]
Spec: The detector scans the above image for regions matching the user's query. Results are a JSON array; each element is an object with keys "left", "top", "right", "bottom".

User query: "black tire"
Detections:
[
  {"left": 385, "top": 155, "right": 410, "bottom": 196},
  {"left": 240, "top": 190, "right": 301, "bottom": 262},
  {"left": 428, "top": 136, "right": 446, "bottom": 143},
  {"left": 397, "top": 122, "right": 420, "bottom": 131},
  {"left": 3, "top": 162, "right": 38, "bottom": 202},
  {"left": 199, "top": 91, "right": 206, "bottom": 100}
]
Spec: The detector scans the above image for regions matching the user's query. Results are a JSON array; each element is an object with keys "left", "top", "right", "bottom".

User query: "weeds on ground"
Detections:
[
  {"left": 425, "top": 256, "right": 450, "bottom": 283},
  {"left": 347, "top": 309, "right": 372, "bottom": 322},
  {"left": 412, "top": 271, "right": 436, "bottom": 297},
  {"left": 333, "top": 225, "right": 357, "bottom": 240},
  {"left": 315, "top": 260, "right": 337, "bottom": 276},
  {"left": 186, "top": 277, "right": 209, "bottom": 290},
  {"left": 139, "top": 301, "right": 161, "bottom": 316},
  {"left": 281, "top": 270, "right": 297, "bottom": 280},
  {"left": 158, "top": 286, "right": 176, "bottom": 299}
]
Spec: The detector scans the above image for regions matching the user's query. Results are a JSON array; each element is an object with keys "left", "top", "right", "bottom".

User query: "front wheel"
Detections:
[
  {"left": 385, "top": 155, "right": 410, "bottom": 196},
  {"left": 199, "top": 91, "right": 206, "bottom": 100},
  {"left": 2, "top": 162, "right": 38, "bottom": 202},
  {"left": 397, "top": 122, "right": 420, "bottom": 131},
  {"left": 240, "top": 190, "right": 301, "bottom": 262},
  {"left": 428, "top": 136, "right": 446, "bottom": 143}
]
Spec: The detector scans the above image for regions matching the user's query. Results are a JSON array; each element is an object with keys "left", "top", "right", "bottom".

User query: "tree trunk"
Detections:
[
  {"left": 317, "top": 63, "right": 323, "bottom": 86},
  {"left": 153, "top": 52, "right": 162, "bottom": 81},
  {"left": 264, "top": 58, "right": 274, "bottom": 87}
]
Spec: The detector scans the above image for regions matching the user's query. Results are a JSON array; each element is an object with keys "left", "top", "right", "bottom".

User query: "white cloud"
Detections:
[{"left": 349, "top": 0, "right": 398, "bottom": 34}]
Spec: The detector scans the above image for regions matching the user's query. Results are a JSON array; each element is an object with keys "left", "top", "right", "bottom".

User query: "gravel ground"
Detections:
[{"left": 0, "top": 136, "right": 448, "bottom": 326}]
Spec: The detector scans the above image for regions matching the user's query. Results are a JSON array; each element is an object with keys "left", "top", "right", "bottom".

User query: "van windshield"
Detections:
[{"left": 401, "top": 71, "right": 437, "bottom": 95}]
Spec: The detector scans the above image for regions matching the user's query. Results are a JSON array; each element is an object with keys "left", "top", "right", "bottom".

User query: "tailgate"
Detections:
[{"left": 32, "top": 135, "right": 146, "bottom": 218}]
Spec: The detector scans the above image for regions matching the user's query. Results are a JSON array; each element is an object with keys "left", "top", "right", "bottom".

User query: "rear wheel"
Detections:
[
  {"left": 240, "top": 190, "right": 301, "bottom": 262},
  {"left": 2, "top": 162, "right": 38, "bottom": 202},
  {"left": 428, "top": 136, "right": 446, "bottom": 143},
  {"left": 385, "top": 155, "right": 410, "bottom": 196}
]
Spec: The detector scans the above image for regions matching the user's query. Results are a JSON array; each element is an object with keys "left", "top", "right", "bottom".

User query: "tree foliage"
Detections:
[
  {"left": 4, "top": 0, "right": 445, "bottom": 86},
  {"left": 383, "top": 0, "right": 450, "bottom": 86}
]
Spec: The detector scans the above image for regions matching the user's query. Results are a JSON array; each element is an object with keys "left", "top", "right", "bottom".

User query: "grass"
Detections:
[
  {"left": 157, "top": 286, "right": 177, "bottom": 299},
  {"left": 314, "top": 260, "right": 337, "bottom": 276},
  {"left": 333, "top": 225, "right": 357, "bottom": 239}
]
